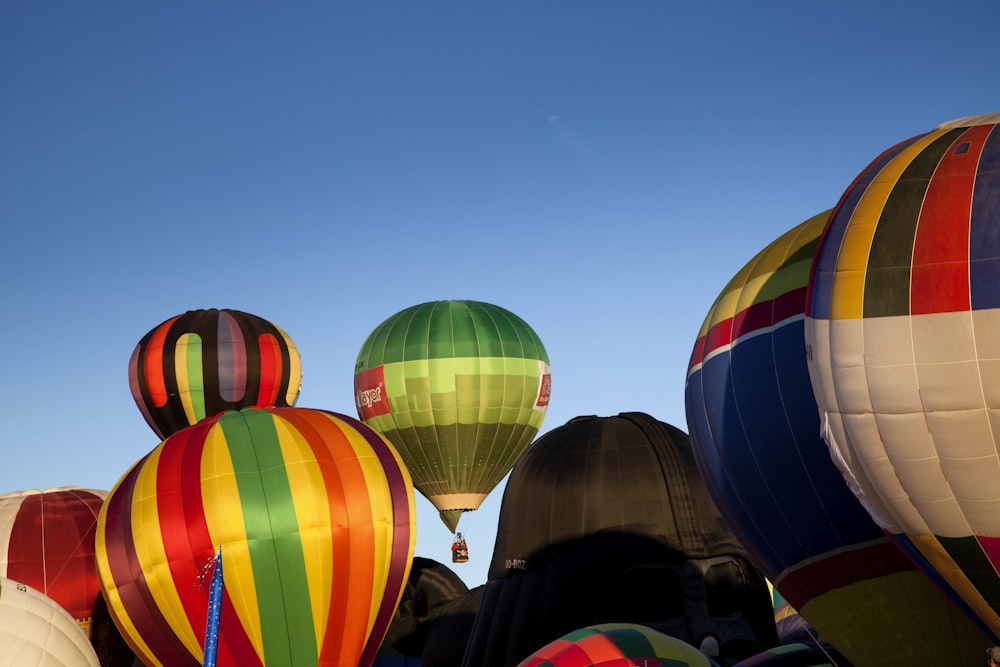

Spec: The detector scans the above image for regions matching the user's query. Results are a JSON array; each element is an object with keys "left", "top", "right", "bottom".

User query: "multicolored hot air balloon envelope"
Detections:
[
  {"left": 685, "top": 212, "right": 989, "bottom": 664},
  {"left": 128, "top": 308, "right": 302, "bottom": 439},
  {"left": 517, "top": 623, "right": 716, "bottom": 667},
  {"left": 96, "top": 406, "right": 416, "bottom": 667},
  {"left": 0, "top": 577, "right": 102, "bottom": 667},
  {"left": 0, "top": 487, "right": 107, "bottom": 638},
  {"left": 805, "top": 112, "right": 1000, "bottom": 641},
  {"left": 354, "top": 300, "right": 551, "bottom": 533}
]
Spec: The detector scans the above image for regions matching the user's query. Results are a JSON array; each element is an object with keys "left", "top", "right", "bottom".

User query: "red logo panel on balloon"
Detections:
[{"left": 355, "top": 367, "right": 391, "bottom": 419}]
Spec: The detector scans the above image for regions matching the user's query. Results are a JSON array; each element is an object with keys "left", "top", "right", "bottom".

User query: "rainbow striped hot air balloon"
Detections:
[
  {"left": 805, "top": 112, "right": 1000, "bottom": 642},
  {"left": 685, "top": 212, "right": 989, "bottom": 664},
  {"left": 128, "top": 309, "right": 302, "bottom": 440},
  {"left": 0, "top": 487, "right": 106, "bottom": 639},
  {"left": 355, "top": 300, "right": 551, "bottom": 533},
  {"left": 96, "top": 407, "right": 416, "bottom": 667},
  {"left": 517, "top": 623, "right": 715, "bottom": 667}
]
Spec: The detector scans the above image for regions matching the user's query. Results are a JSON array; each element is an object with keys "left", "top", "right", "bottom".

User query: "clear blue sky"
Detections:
[{"left": 2, "top": 1, "right": 998, "bottom": 589}]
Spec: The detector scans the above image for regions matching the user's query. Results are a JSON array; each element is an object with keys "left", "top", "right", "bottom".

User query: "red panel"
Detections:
[
  {"left": 144, "top": 316, "right": 181, "bottom": 408},
  {"left": 911, "top": 125, "right": 991, "bottom": 314},
  {"left": 256, "top": 334, "right": 281, "bottom": 406}
]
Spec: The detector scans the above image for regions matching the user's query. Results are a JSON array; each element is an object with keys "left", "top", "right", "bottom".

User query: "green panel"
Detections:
[
  {"left": 428, "top": 358, "right": 457, "bottom": 394},
  {"left": 380, "top": 421, "right": 541, "bottom": 497},
  {"left": 449, "top": 302, "right": 482, "bottom": 357},
  {"left": 356, "top": 300, "right": 549, "bottom": 366},
  {"left": 220, "top": 410, "right": 317, "bottom": 667},
  {"left": 605, "top": 627, "right": 658, "bottom": 661},
  {"left": 402, "top": 306, "right": 432, "bottom": 361},
  {"left": 939, "top": 534, "right": 1000, "bottom": 607},
  {"left": 182, "top": 333, "right": 207, "bottom": 422}
]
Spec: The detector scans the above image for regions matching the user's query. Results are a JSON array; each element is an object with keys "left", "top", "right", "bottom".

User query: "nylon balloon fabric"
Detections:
[
  {"left": 517, "top": 622, "right": 716, "bottom": 667},
  {"left": 805, "top": 112, "right": 1000, "bottom": 642},
  {"left": 128, "top": 308, "right": 302, "bottom": 439},
  {"left": 95, "top": 407, "right": 416, "bottom": 667},
  {"left": 0, "top": 577, "right": 101, "bottom": 667},
  {"left": 685, "top": 211, "right": 989, "bottom": 664},
  {"left": 462, "top": 413, "right": 776, "bottom": 667},
  {"left": 355, "top": 299, "right": 551, "bottom": 532}
]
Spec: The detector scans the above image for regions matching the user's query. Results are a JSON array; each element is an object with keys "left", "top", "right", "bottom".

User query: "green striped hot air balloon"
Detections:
[{"left": 355, "top": 300, "right": 552, "bottom": 533}]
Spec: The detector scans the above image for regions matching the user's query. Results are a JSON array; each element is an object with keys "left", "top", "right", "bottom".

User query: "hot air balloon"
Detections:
[
  {"left": 517, "top": 623, "right": 717, "bottom": 667},
  {"left": 128, "top": 308, "right": 302, "bottom": 439},
  {"left": 804, "top": 112, "right": 1000, "bottom": 641},
  {"left": 685, "top": 212, "right": 990, "bottom": 664},
  {"left": 0, "top": 486, "right": 107, "bottom": 638},
  {"left": 0, "top": 576, "right": 101, "bottom": 667},
  {"left": 96, "top": 407, "right": 416, "bottom": 667},
  {"left": 462, "top": 413, "right": 776, "bottom": 667},
  {"left": 354, "top": 300, "right": 551, "bottom": 533}
]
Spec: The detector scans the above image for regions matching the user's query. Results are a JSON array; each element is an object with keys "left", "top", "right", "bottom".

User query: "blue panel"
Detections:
[
  {"left": 771, "top": 320, "right": 881, "bottom": 548},
  {"left": 687, "top": 365, "right": 786, "bottom": 578},
  {"left": 970, "top": 126, "right": 1000, "bottom": 310}
]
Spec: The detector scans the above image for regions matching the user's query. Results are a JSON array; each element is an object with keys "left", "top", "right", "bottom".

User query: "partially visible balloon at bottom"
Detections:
[
  {"left": 0, "top": 577, "right": 101, "bottom": 667},
  {"left": 517, "top": 623, "right": 717, "bottom": 667}
]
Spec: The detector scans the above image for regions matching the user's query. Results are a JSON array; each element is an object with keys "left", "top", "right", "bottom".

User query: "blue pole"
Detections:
[{"left": 203, "top": 548, "right": 223, "bottom": 667}]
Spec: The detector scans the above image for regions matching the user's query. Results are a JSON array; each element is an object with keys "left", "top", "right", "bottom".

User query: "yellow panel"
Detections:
[
  {"left": 132, "top": 446, "right": 202, "bottom": 659},
  {"left": 200, "top": 424, "right": 265, "bottom": 662},
  {"left": 274, "top": 415, "right": 331, "bottom": 653}
]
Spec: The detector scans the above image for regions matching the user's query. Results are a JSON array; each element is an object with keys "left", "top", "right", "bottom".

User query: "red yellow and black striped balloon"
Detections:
[
  {"left": 128, "top": 309, "right": 302, "bottom": 440},
  {"left": 96, "top": 407, "right": 416, "bottom": 667}
]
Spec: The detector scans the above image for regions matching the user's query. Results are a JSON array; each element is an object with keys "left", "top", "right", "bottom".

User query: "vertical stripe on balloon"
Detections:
[
  {"left": 217, "top": 311, "right": 246, "bottom": 403},
  {"left": 176, "top": 333, "right": 206, "bottom": 426},
  {"left": 256, "top": 334, "right": 281, "bottom": 407},
  {"left": 144, "top": 316, "right": 180, "bottom": 408}
]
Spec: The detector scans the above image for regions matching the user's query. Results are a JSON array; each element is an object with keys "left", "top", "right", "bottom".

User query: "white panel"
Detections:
[
  {"left": 973, "top": 308, "right": 1000, "bottom": 360},
  {"left": 833, "top": 364, "right": 874, "bottom": 414},
  {"left": 916, "top": 360, "right": 985, "bottom": 411},
  {"left": 957, "top": 497, "right": 1000, "bottom": 536},
  {"left": 889, "top": 455, "right": 949, "bottom": 503},
  {"left": 867, "top": 364, "right": 923, "bottom": 414},
  {"left": 979, "top": 359, "right": 1000, "bottom": 409},
  {"left": 875, "top": 412, "right": 935, "bottom": 460},
  {"left": 829, "top": 317, "right": 865, "bottom": 368},
  {"left": 912, "top": 310, "right": 976, "bottom": 364},
  {"left": 861, "top": 314, "right": 914, "bottom": 366},
  {"left": 910, "top": 497, "right": 971, "bottom": 537},
  {"left": 926, "top": 408, "right": 995, "bottom": 459},
  {"left": 940, "top": 452, "right": 1000, "bottom": 503}
]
